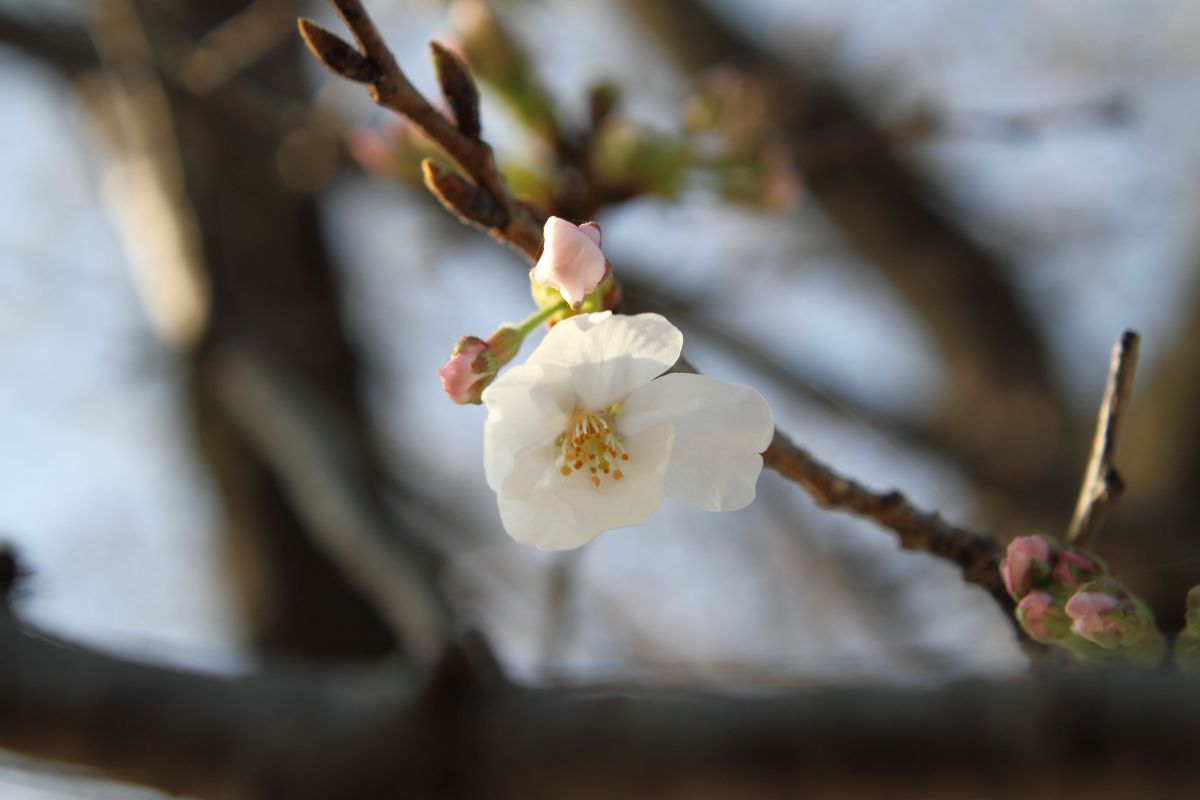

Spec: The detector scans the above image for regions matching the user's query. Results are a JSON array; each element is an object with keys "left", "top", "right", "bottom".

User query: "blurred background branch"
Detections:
[{"left": 625, "top": 0, "right": 1073, "bottom": 504}]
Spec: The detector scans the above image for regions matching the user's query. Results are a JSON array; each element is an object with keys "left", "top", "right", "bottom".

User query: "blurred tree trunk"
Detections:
[{"left": 98, "top": 0, "right": 401, "bottom": 657}]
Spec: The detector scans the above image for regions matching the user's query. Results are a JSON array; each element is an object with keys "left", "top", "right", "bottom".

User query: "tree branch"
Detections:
[
  {"left": 1067, "top": 330, "right": 1139, "bottom": 547},
  {"left": 0, "top": 11, "right": 98, "bottom": 78},
  {"left": 299, "top": 1, "right": 543, "bottom": 256},
  {"left": 762, "top": 430, "right": 1008, "bottom": 610},
  {"left": 0, "top": 620, "right": 422, "bottom": 799},
  {"left": 3, "top": 618, "right": 1200, "bottom": 799}
]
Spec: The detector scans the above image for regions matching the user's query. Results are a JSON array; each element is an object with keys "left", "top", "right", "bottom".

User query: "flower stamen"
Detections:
[{"left": 556, "top": 409, "right": 628, "bottom": 488}]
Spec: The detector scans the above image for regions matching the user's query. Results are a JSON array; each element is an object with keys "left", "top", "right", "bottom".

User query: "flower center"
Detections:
[{"left": 557, "top": 408, "right": 629, "bottom": 487}]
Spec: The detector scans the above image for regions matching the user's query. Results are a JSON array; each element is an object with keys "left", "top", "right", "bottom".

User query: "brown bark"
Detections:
[
  {"left": 0, "top": 620, "right": 1198, "bottom": 800},
  {"left": 96, "top": 0, "right": 450, "bottom": 659}
]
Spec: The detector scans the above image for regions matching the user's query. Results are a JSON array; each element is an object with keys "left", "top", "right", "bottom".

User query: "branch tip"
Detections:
[
  {"left": 298, "top": 18, "right": 378, "bottom": 83},
  {"left": 1067, "top": 330, "right": 1141, "bottom": 546},
  {"left": 430, "top": 41, "right": 482, "bottom": 139}
]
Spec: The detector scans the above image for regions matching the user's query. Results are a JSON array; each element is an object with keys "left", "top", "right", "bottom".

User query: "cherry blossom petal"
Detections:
[
  {"left": 617, "top": 373, "right": 773, "bottom": 511},
  {"left": 525, "top": 312, "right": 683, "bottom": 410},
  {"left": 578, "top": 221, "right": 602, "bottom": 247},
  {"left": 497, "top": 423, "right": 673, "bottom": 549},
  {"left": 482, "top": 362, "right": 575, "bottom": 500},
  {"left": 533, "top": 217, "right": 606, "bottom": 308}
]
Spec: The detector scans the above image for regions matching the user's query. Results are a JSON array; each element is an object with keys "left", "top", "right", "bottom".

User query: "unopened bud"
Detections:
[
  {"left": 1186, "top": 585, "right": 1200, "bottom": 635},
  {"left": 1050, "top": 548, "right": 1107, "bottom": 594},
  {"left": 1016, "top": 592, "right": 1071, "bottom": 644},
  {"left": 430, "top": 41, "right": 481, "bottom": 139},
  {"left": 1064, "top": 579, "right": 1164, "bottom": 666},
  {"left": 437, "top": 325, "right": 531, "bottom": 405},
  {"left": 1065, "top": 588, "right": 1124, "bottom": 648},
  {"left": 449, "top": 0, "right": 558, "bottom": 139},
  {"left": 531, "top": 217, "right": 607, "bottom": 309},
  {"left": 437, "top": 335, "right": 493, "bottom": 404},
  {"left": 1175, "top": 586, "right": 1200, "bottom": 674},
  {"left": 1002, "top": 535, "right": 1054, "bottom": 600},
  {"left": 1175, "top": 632, "right": 1200, "bottom": 674},
  {"left": 298, "top": 19, "right": 379, "bottom": 83}
]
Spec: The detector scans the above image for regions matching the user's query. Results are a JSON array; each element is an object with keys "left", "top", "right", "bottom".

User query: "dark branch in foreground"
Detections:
[
  {"left": 1067, "top": 330, "right": 1140, "bottom": 547},
  {"left": 2, "top": 616, "right": 1200, "bottom": 799}
]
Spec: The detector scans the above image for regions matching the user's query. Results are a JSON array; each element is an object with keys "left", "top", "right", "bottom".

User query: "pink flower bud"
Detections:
[
  {"left": 437, "top": 336, "right": 491, "bottom": 404},
  {"left": 1051, "top": 550, "right": 1104, "bottom": 591},
  {"left": 1065, "top": 590, "right": 1124, "bottom": 646},
  {"left": 1017, "top": 592, "right": 1068, "bottom": 644},
  {"left": 532, "top": 217, "right": 607, "bottom": 309},
  {"left": 1002, "top": 535, "right": 1053, "bottom": 599}
]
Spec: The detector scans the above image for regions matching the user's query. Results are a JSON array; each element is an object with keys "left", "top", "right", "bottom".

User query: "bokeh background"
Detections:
[{"left": 4, "top": 0, "right": 1200, "bottom": 795}]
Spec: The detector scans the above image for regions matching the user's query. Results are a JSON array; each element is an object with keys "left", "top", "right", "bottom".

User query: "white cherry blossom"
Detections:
[{"left": 481, "top": 312, "right": 774, "bottom": 549}]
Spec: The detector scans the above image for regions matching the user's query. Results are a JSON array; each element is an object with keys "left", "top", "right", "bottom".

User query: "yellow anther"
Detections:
[{"left": 557, "top": 408, "right": 631, "bottom": 489}]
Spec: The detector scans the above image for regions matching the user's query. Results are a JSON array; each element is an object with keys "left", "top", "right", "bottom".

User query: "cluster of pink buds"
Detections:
[
  {"left": 1002, "top": 535, "right": 1104, "bottom": 601},
  {"left": 1002, "top": 535, "right": 1163, "bottom": 667}
]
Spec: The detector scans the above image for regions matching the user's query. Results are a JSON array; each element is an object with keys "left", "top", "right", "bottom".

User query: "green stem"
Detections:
[{"left": 515, "top": 300, "right": 569, "bottom": 336}]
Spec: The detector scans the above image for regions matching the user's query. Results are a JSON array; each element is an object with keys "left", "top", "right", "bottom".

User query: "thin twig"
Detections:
[
  {"left": 1067, "top": 330, "right": 1140, "bottom": 547},
  {"left": 762, "top": 430, "right": 1009, "bottom": 610},
  {"left": 301, "top": 0, "right": 543, "bottom": 256}
]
